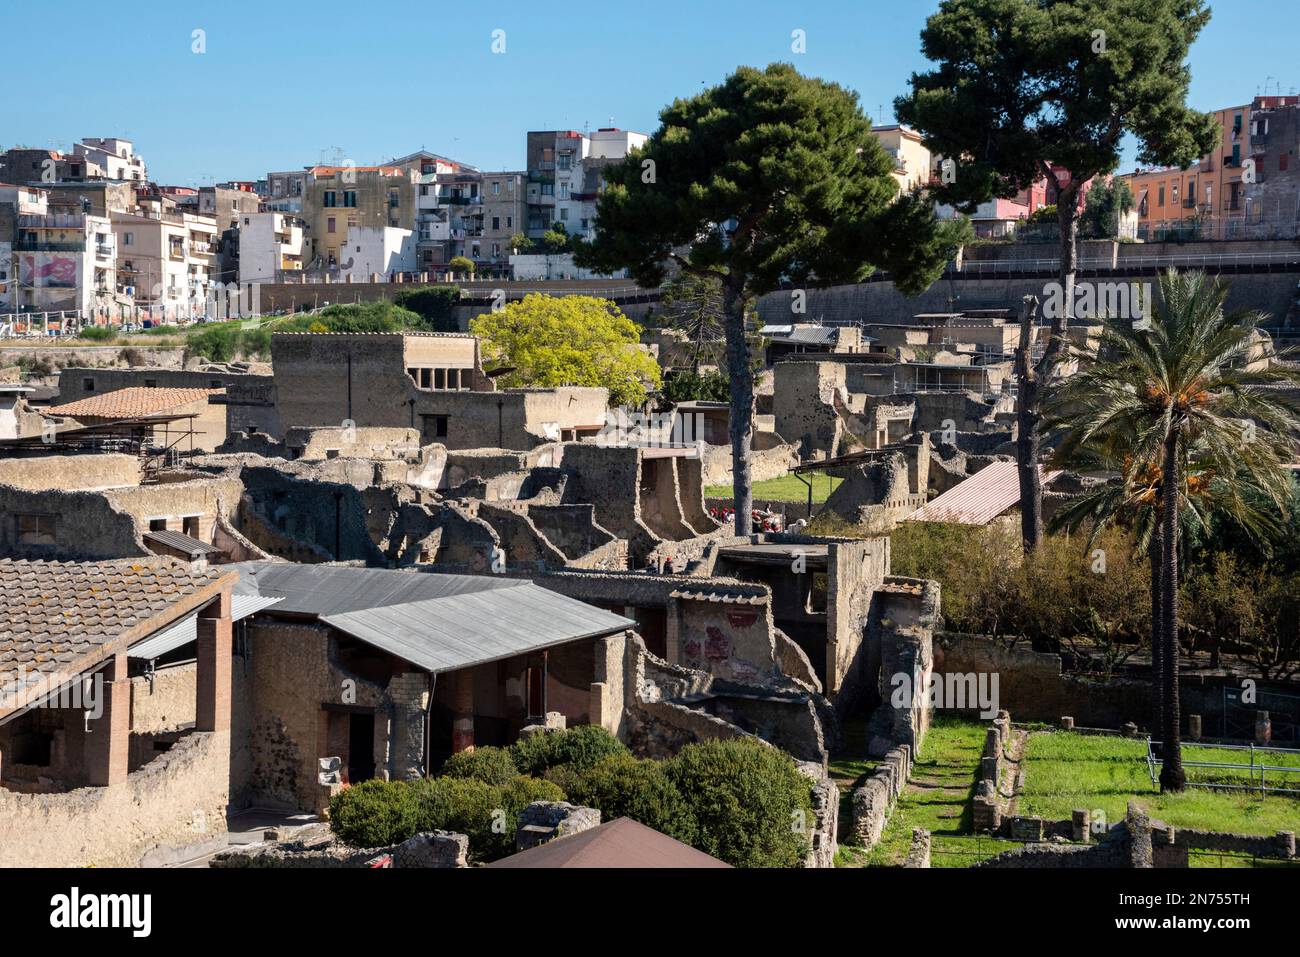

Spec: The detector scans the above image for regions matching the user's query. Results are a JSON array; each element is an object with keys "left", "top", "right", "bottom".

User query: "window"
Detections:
[
  {"left": 82, "top": 377, "right": 95, "bottom": 392},
  {"left": 323, "top": 191, "right": 337, "bottom": 207},
  {"left": 420, "top": 414, "right": 448, "bottom": 441},
  {"left": 123, "top": 232, "right": 134, "bottom": 246},
  {"left": 182, "top": 515, "right": 200, "bottom": 537},
  {"left": 492, "top": 216, "right": 500, "bottom": 230},
  {"left": 16, "top": 514, "right": 56, "bottom": 546},
  {"left": 492, "top": 181, "right": 501, "bottom": 195},
  {"left": 328, "top": 217, "right": 336, "bottom": 234},
  {"left": 1171, "top": 183, "right": 1178, "bottom": 204},
  {"left": 149, "top": 518, "right": 168, "bottom": 532},
  {"left": 344, "top": 191, "right": 357, "bottom": 208},
  {"left": 559, "top": 208, "right": 569, "bottom": 221},
  {"left": 506, "top": 216, "right": 512, "bottom": 229},
  {"left": 1231, "top": 144, "right": 1241, "bottom": 167},
  {"left": 389, "top": 191, "right": 400, "bottom": 209}
]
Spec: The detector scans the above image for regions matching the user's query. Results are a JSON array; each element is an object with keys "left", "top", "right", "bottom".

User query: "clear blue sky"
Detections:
[{"left": 4, "top": 0, "right": 1297, "bottom": 186}]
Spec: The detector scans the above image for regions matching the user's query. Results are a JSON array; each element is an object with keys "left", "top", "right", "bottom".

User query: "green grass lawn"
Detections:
[
  {"left": 704, "top": 470, "right": 842, "bottom": 503},
  {"left": 1017, "top": 731, "right": 1300, "bottom": 839},
  {"left": 859, "top": 716, "right": 1016, "bottom": 867}
]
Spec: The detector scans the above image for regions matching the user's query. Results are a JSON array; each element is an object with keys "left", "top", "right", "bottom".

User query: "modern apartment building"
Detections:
[
  {"left": 237, "top": 211, "right": 305, "bottom": 284},
  {"left": 1119, "top": 98, "right": 1300, "bottom": 239},
  {"left": 301, "top": 165, "right": 417, "bottom": 271},
  {"left": 869, "top": 124, "right": 933, "bottom": 194},
  {"left": 9, "top": 209, "right": 117, "bottom": 317},
  {"left": 525, "top": 128, "right": 647, "bottom": 242},
  {"left": 111, "top": 212, "right": 219, "bottom": 320},
  {"left": 71, "top": 137, "right": 148, "bottom": 183}
]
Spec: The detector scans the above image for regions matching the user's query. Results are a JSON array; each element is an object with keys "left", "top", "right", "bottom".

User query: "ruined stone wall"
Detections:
[
  {"left": 236, "top": 620, "right": 409, "bottom": 812},
  {"left": 935, "top": 632, "right": 1262, "bottom": 731},
  {"left": 825, "top": 537, "right": 889, "bottom": 703},
  {"left": 851, "top": 744, "right": 912, "bottom": 849},
  {"left": 0, "top": 730, "right": 232, "bottom": 867},
  {"left": 0, "top": 474, "right": 241, "bottom": 561},
  {"left": 772, "top": 362, "right": 844, "bottom": 460},
  {"left": 866, "top": 579, "right": 941, "bottom": 756},
  {"left": 672, "top": 595, "right": 778, "bottom": 685},
  {"left": 0, "top": 452, "right": 140, "bottom": 491},
  {"left": 130, "top": 662, "right": 198, "bottom": 733}
]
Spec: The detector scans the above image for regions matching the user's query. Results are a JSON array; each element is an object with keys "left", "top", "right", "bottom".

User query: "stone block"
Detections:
[{"left": 393, "top": 831, "right": 469, "bottom": 868}]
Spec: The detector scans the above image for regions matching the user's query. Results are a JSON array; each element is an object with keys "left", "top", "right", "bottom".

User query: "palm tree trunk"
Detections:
[
  {"left": 723, "top": 279, "right": 754, "bottom": 536},
  {"left": 1159, "top": 432, "right": 1187, "bottom": 792},
  {"left": 1149, "top": 525, "right": 1163, "bottom": 741}
]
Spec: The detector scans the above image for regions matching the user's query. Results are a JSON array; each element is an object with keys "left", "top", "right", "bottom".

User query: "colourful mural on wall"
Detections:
[{"left": 19, "top": 254, "right": 77, "bottom": 288}]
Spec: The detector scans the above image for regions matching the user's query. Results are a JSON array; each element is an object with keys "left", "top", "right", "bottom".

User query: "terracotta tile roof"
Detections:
[
  {"left": 47, "top": 386, "right": 222, "bottom": 420},
  {"left": 0, "top": 559, "right": 229, "bottom": 700}
]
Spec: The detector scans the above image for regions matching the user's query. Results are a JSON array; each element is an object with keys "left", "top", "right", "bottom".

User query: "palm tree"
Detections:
[
  {"left": 1048, "top": 438, "right": 1288, "bottom": 746},
  {"left": 1047, "top": 270, "right": 1300, "bottom": 791}
]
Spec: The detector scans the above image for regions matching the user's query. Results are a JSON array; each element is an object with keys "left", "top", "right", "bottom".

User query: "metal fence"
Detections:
[{"left": 1145, "top": 736, "right": 1300, "bottom": 795}]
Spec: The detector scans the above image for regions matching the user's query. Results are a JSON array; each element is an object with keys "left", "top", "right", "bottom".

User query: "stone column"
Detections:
[
  {"left": 196, "top": 588, "right": 233, "bottom": 733},
  {"left": 86, "top": 651, "right": 129, "bottom": 787},
  {"left": 387, "top": 672, "right": 430, "bottom": 780},
  {"left": 451, "top": 669, "right": 474, "bottom": 754},
  {"left": 1188, "top": 714, "right": 1202, "bottom": 741}
]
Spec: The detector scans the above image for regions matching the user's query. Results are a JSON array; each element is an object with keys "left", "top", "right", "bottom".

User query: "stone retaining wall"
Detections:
[{"left": 850, "top": 743, "right": 912, "bottom": 850}]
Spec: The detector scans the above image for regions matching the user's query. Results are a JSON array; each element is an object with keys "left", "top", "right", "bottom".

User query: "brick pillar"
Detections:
[
  {"left": 451, "top": 669, "right": 474, "bottom": 754},
  {"left": 86, "top": 651, "right": 129, "bottom": 787},
  {"left": 387, "top": 672, "right": 430, "bottom": 780},
  {"left": 196, "top": 588, "right": 233, "bottom": 733}
]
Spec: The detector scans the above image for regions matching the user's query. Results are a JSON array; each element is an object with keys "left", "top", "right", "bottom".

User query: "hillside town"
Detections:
[{"left": 1, "top": 4, "right": 1299, "bottom": 906}]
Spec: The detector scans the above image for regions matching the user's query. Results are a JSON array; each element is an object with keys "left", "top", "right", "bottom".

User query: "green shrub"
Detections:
[
  {"left": 666, "top": 738, "right": 813, "bottom": 867},
  {"left": 509, "top": 725, "right": 630, "bottom": 776},
  {"left": 328, "top": 779, "right": 420, "bottom": 848},
  {"left": 439, "top": 746, "right": 518, "bottom": 786},
  {"left": 569, "top": 754, "right": 696, "bottom": 843},
  {"left": 411, "top": 773, "right": 564, "bottom": 862},
  {"left": 393, "top": 285, "right": 461, "bottom": 332},
  {"left": 76, "top": 326, "right": 117, "bottom": 342}
]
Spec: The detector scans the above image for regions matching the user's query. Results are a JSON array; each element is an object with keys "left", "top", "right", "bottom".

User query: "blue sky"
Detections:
[{"left": 4, "top": 0, "right": 1297, "bottom": 186}]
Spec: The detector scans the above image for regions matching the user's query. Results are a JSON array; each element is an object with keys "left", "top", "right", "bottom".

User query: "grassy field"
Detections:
[
  {"left": 705, "top": 470, "right": 842, "bottom": 503},
  {"left": 1017, "top": 731, "right": 1300, "bottom": 838},
  {"left": 854, "top": 717, "right": 1016, "bottom": 867}
]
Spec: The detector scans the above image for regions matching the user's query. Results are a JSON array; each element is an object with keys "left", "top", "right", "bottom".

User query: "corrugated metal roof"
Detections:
[
  {"left": 227, "top": 562, "right": 633, "bottom": 674},
  {"left": 144, "top": 529, "right": 222, "bottom": 556},
  {"left": 128, "top": 594, "right": 282, "bottom": 660},
  {"left": 905, "top": 460, "right": 1061, "bottom": 526}
]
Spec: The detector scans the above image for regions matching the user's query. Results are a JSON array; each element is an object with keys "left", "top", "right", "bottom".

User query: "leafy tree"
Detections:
[
  {"left": 897, "top": 0, "right": 1219, "bottom": 549},
  {"left": 577, "top": 63, "right": 966, "bottom": 533},
  {"left": 1028, "top": 204, "right": 1058, "bottom": 225},
  {"left": 666, "top": 738, "right": 814, "bottom": 867},
  {"left": 470, "top": 294, "right": 662, "bottom": 406},
  {"left": 393, "top": 285, "right": 461, "bottom": 332},
  {"left": 658, "top": 273, "right": 726, "bottom": 371},
  {"left": 509, "top": 232, "right": 534, "bottom": 254},
  {"left": 662, "top": 369, "right": 731, "bottom": 405},
  {"left": 447, "top": 255, "right": 475, "bottom": 276},
  {"left": 1080, "top": 178, "right": 1135, "bottom": 239},
  {"left": 1047, "top": 269, "right": 1300, "bottom": 790}
]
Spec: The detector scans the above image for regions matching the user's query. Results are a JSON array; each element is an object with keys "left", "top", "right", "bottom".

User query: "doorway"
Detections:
[{"left": 347, "top": 712, "right": 375, "bottom": 783}]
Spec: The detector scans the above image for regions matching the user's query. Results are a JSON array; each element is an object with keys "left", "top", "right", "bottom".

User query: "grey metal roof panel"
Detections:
[
  {"left": 227, "top": 562, "right": 519, "bottom": 615},
  {"left": 227, "top": 562, "right": 633, "bottom": 673},
  {"left": 144, "top": 529, "right": 222, "bottom": 555},
  {"left": 127, "top": 594, "right": 282, "bottom": 660}
]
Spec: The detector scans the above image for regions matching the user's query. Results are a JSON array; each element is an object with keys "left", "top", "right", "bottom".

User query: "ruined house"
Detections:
[{"left": 268, "top": 331, "right": 609, "bottom": 449}]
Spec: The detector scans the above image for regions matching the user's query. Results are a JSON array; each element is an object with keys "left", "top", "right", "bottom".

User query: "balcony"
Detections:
[{"left": 13, "top": 240, "right": 85, "bottom": 252}]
